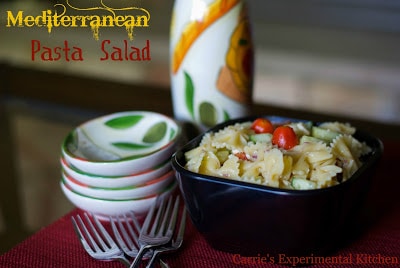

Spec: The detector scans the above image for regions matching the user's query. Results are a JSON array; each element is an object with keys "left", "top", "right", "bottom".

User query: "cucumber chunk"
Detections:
[
  {"left": 311, "top": 126, "right": 340, "bottom": 143},
  {"left": 250, "top": 133, "right": 272, "bottom": 143},
  {"left": 303, "top": 121, "right": 313, "bottom": 132},
  {"left": 296, "top": 121, "right": 313, "bottom": 133},
  {"left": 291, "top": 178, "right": 317, "bottom": 190}
]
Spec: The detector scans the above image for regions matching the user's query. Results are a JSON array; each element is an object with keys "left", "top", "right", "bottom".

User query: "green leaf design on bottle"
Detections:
[
  {"left": 143, "top": 122, "right": 167, "bottom": 143},
  {"left": 223, "top": 110, "right": 231, "bottom": 121},
  {"left": 199, "top": 102, "right": 218, "bottom": 127},
  {"left": 184, "top": 71, "right": 195, "bottom": 120},
  {"left": 105, "top": 115, "right": 144, "bottom": 129},
  {"left": 111, "top": 142, "right": 151, "bottom": 150}
]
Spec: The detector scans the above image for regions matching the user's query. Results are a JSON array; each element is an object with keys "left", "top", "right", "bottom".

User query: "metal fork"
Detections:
[
  {"left": 145, "top": 207, "right": 187, "bottom": 268},
  {"left": 71, "top": 213, "right": 130, "bottom": 267},
  {"left": 129, "top": 195, "right": 181, "bottom": 268},
  {"left": 109, "top": 212, "right": 152, "bottom": 259}
]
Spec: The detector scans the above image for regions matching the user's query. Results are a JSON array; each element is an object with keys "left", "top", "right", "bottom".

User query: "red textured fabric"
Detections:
[{"left": 0, "top": 140, "right": 399, "bottom": 268}]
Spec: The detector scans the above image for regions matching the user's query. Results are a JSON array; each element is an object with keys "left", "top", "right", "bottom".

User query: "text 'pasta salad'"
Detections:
[{"left": 184, "top": 118, "right": 371, "bottom": 190}]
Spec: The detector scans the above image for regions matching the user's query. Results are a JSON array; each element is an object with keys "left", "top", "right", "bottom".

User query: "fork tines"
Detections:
[
  {"left": 149, "top": 196, "right": 180, "bottom": 239},
  {"left": 129, "top": 195, "right": 181, "bottom": 268},
  {"left": 71, "top": 195, "right": 186, "bottom": 268},
  {"left": 71, "top": 213, "right": 130, "bottom": 266},
  {"left": 109, "top": 212, "right": 145, "bottom": 258}
]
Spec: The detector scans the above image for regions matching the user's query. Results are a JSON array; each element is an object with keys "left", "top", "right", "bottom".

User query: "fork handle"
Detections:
[
  {"left": 145, "top": 249, "right": 161, "bottom": 268},
  {"left": 129, "top": 245, "right": 150, "bottom": 268}
]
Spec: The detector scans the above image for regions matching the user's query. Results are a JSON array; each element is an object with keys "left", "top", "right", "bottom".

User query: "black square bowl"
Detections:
[{"left": 171, "top": 116, "right": 383, "bottom": 257}]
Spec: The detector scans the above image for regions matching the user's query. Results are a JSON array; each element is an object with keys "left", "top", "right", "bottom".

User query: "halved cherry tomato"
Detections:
[
  {"left": 251, "top": 118, "right": 274, "bottom": 134},
  {"left": 235, "top": 152, "right": 248, "bottom": 160},
  {"left": 272, "top": 126, "right": 298, "bottom": 150}
]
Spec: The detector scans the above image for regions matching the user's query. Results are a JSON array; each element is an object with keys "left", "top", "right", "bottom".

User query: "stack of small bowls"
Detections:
[{"left": 60, "top": 111, "right": 181, "bottom": 218}]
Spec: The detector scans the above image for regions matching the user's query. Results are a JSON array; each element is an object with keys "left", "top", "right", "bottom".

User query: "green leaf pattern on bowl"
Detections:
[
  {"left": 105, "top": 115, "right": 144, "bottom": 129},
  {"left": 169, "top": 128, "right": 177, "bottom": 141},
  {"left": 111, "top": 142, "right": 152, "bottom": 150},
  {"left": 142, "top": 122, "right": 167, "bottom": 143}
]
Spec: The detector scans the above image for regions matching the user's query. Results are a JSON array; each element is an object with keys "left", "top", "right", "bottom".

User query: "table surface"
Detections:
[
  {"left": 1, "top": 63, "right": 399, "bottom": 267},
  {"left": 0, "top": 140, "right": 399, "bottom": 268}
]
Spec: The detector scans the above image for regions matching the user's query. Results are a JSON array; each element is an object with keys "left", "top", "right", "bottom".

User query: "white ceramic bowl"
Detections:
[
  {"left": 61, "top": 179, "right": 177, "bottom": 217},
  {"left": 61, "top": 111, "right": 180, "bottom": 176},
  {"left": 61, "top": 157, "right": 172, "bottom": 188},
  {"left": 62, "top": 169, "right": 176, "bottom": 200}
]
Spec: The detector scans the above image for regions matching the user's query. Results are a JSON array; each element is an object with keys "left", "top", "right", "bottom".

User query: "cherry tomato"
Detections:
[
  {"left": 235, "top": 152, "right": 248, "bottom": 160},
  {"left": 251, "top": 118, "right": 274, "bottom": 134},
  {"left": 272, "top": 126, "right": 298, "bottom": 150}
]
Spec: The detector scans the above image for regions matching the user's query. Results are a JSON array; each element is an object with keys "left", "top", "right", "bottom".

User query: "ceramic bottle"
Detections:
[{"left": 170, "top": 0, "right": 254, "bottom": 130}]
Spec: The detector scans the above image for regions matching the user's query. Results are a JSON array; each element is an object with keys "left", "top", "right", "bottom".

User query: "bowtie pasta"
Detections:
[{"left": 184, "top": 120, "right": 371, "bottom": 190}]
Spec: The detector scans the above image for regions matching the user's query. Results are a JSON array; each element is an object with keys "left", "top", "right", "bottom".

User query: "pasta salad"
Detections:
[{"left": 184, "top": 118, "right": 371, "bottom": 190}]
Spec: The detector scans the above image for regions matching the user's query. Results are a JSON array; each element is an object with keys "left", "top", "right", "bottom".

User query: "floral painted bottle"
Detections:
[{"left": 170, "top": 0, "right": 254, "bottom": 130}]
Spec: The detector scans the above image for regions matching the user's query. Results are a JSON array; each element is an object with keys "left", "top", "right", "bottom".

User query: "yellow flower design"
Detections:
[{"left": 217, "top": 5, "right": 254, "bottom": 104}]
